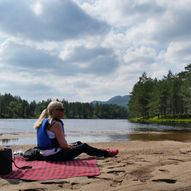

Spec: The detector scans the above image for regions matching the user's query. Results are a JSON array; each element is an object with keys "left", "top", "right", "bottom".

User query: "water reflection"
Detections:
[
  {"left": 0, "top": 119, "right": 191, "bottom": 144},
  {"left": 0, "top": 137, "right": 36, "bottom": 145},
  {"left": 1, "top": 131, "right": 191, "bottom": 145},
  {"left": 132, "top": 124, "right": 191, "bottom": 132},
  {"left": 0, "top": 138, "right": 19, "bottom": 144},
  {"left": 127, "top": 132, "right": 191, "bottom": 142},
  {"left": 109, "top": 134, "right": 128, "bottom": 140}
]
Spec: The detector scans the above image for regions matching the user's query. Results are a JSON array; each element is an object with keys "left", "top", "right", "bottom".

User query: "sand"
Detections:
[{"left": 1, "top": 140, "right": 191, "bottom": 191}]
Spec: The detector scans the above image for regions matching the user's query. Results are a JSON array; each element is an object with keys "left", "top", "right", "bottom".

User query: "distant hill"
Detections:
[{"left": 91, "top": 95, "right": 130, "bottom": 108}]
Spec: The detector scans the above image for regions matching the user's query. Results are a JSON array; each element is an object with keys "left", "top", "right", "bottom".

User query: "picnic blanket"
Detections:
[{"left": 1, "top": 157, "right": 100, "bottom": 180}]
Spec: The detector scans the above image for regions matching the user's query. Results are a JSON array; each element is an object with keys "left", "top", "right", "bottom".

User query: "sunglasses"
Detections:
[{"left": 56, "top": 108, "right": 64, "bottom": 112}]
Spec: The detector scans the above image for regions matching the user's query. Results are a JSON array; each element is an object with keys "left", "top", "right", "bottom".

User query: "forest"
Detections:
[
  {"left": 1, "top": 63, "right": 191, "bottom": 121},
  {"left": 128, "top": 63, "right": 191, "bottom": 120},
  {"left": 0, "top": 94, "right": 127, "bottom": 119}
]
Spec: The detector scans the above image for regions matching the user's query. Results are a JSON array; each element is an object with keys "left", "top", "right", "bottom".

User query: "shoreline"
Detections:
[
  {"left": 1, "top": 140, "right": 191, "bottom": 191},
  {"left": 1, "top": 130, "right": 191, "bottom": 146}
]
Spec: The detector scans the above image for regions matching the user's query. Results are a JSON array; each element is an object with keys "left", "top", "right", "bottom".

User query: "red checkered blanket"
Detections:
[{"left": 1, "top": 157, "right": 100, "bottom": 180}]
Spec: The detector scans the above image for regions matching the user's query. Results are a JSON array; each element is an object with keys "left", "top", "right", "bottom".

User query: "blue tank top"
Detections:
[{"left": 37, "top": 118, "right": 64, "bottom": 150}]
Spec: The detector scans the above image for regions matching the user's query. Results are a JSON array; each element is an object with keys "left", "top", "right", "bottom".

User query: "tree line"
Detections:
[
  {"left": 128, "top": 64, "right": 191, "bottom": 119},
  {"left": 0, "top": 94, "right": 127, "bottom": 119}
]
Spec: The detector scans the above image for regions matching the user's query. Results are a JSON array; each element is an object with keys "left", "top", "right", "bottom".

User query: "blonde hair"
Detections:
[{"left": 33, "top": 100, "right": 64, "bottom": 129}]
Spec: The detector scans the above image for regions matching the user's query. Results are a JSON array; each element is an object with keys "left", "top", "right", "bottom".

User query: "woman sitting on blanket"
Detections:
[{"left": 34, "top": 100, "right": 118, "bottom": 161}]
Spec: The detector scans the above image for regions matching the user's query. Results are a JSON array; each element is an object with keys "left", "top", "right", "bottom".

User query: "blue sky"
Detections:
[{"left": 0, "top": 0, "right": 191, "bottom": 102}]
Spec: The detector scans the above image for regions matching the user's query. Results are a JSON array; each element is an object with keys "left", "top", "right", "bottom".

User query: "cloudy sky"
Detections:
[{"left": 0, "top": 0, "right": 191, "bottom": 102}]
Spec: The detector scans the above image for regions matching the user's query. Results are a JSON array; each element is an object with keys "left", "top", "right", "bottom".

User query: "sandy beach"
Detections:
[{"left": 1, "top": 140, "right": 191, "bottom": 191}]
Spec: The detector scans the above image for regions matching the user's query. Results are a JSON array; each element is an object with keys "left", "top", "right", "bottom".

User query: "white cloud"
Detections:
[
  {"left": 0, "top": 40, "right": 119, "bottom": 76},
  {"left": 32, "top": 1, "right": 43, "bottom": 16},
  {"left": 0, "top": 0, "right": 109, "bottom": 41},
  {"left": 0, "top": 0, "right": 191, "bottom": 102},
  {"left": 163, "top": 40, "right": 191, "bottom": 72}
]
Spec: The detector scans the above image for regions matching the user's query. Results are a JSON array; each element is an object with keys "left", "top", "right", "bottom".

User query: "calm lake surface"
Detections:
[{"left": 0, "top": 119, "right": 191, "bottom": 145}]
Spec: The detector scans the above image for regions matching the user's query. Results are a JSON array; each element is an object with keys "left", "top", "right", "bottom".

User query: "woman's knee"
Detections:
[
  {"left": 82, "top": 143, "right": 89, "bottom": 147},
  {"left": 77, "top": 143, "right": 89, "bottom": 150},
  {"left": 77, "top": 141, "right": 83, "bottom": 145}
]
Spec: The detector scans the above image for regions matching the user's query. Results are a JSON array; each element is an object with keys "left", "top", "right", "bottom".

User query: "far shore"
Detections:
[{"left": 1, "top": 140, "right": 191, "bottom": 191}]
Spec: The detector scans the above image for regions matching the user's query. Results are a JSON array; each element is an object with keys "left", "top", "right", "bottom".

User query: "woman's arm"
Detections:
[{"left": 50, "top": 122, "right": 72, "bottom": 149}]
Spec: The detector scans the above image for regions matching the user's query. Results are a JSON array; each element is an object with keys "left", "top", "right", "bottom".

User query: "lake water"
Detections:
[{"left": 0, "top": 119, "right": 191, "bottom": 145}]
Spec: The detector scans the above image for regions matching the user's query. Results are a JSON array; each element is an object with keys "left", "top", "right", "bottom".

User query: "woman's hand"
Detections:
[{"left": 67, "top": 144, "right": 74, "bottom": 149}]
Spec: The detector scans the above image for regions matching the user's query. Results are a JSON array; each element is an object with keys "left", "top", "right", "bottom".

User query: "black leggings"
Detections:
[{"left": 44, "top": 141, "right": 108, "bottom": 161}]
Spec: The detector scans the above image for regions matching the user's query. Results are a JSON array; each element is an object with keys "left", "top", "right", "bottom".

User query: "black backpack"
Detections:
[
  {"left": 0, "top": 148, "right": 12, "bottom": 175},
  {"left": 0, "top": 147, "right": 36, "bottom": 175}
]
